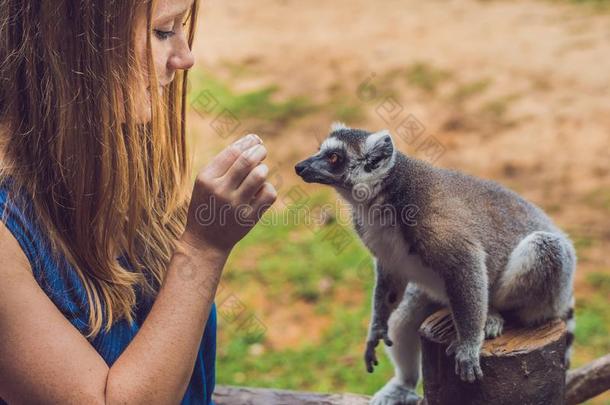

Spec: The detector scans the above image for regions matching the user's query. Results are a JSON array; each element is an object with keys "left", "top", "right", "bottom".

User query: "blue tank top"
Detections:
[{"left": 0, "top": 176, "right": 217, "bottom": 404}]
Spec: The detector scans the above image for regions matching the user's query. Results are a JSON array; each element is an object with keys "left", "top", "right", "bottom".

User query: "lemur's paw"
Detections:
[
  {"left": 364, "top": 325, "right": 393, "bottom": 373},
  {"left": 370, "top": 378, "right": 421, "bottom": 405},
  {"left": 446, "top": 342, "right": 483, "bottom": 383},
  {"left": 484, "top": 312, "right": 504, "bottom": 339},
  {"left": 364, "top": 339, "right": 380, "bottom": 373},
  {"left": 371, "top": 324, "right": 393, "bottom": 347}
]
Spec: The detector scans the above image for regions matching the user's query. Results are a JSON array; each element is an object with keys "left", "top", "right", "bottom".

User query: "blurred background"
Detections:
[{"left": 186, "top": 0, "right": 610, "bottom": 402}]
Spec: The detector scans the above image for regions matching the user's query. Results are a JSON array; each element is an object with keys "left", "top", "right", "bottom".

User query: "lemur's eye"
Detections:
[{"left": 328, "top": 152, "right": 341, "bottom": 164}]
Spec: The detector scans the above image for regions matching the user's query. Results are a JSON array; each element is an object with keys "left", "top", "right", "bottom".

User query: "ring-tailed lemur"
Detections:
[{"left": 295, "top": 123, "right": 576, "bottom": 405}]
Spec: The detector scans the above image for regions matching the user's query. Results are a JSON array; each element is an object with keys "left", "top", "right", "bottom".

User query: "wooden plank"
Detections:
[{"left": 213, "top": 385, "right": 371, "bottom": 405}]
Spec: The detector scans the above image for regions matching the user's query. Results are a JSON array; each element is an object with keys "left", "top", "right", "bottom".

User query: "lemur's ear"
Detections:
[
  {"left": 364, "top": 130, "right": 394, "bottom": 172},
  {"left": 365, "top": 129, "right": 394, "bottom": 156},
  {"left": 330, "top": 121, "right": 349, "bottom": 132}
]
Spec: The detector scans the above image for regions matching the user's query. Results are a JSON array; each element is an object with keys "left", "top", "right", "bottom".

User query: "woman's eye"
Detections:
[{"left": 154, "top": 29, "right": 175, "bottom": 40}]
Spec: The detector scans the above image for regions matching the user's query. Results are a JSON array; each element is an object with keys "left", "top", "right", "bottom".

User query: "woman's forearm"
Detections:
[{"left": 104, "top": 240, "right": 228, "bottom": 404}]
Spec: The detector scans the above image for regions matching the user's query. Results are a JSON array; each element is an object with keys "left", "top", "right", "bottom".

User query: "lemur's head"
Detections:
[{"left": 295, "top": 123, "right": 397, "bottom": 198}]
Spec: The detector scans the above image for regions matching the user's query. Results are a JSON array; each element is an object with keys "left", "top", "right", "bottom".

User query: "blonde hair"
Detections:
[{"left": 0, "top": 0, "right": 199, "bottom": 338}]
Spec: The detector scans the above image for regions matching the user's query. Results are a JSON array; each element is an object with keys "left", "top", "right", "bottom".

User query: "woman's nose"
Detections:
[{"left": 168, "top": 45, "right": 195, "bottom": 71}]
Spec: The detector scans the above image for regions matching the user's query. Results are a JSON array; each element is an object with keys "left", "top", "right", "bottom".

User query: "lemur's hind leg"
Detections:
[
  {"left": 371, "top": 284, "right": 441, "bottom": 405},
  {"left": 493, "top": 231, "right": 576, "bottom": 365}
]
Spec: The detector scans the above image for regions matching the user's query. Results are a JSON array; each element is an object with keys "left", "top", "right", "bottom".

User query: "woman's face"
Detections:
[{"left": 134, "top": 0, "right": 195, "bottom": 123}]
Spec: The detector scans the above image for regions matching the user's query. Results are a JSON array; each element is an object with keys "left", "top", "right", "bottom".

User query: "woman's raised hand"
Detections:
[{"left": 181, "top": 134, "right": 277, "bottom": 255}]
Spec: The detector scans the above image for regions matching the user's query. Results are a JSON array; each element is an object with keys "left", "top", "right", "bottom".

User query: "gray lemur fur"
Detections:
[{"left": 295, "top": 123, "right": 576, "bottom": 405}]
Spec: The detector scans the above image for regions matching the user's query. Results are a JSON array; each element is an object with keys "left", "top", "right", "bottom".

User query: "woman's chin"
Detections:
[{"left": 130, "top": 86, "right": 164, "bottom": 124}]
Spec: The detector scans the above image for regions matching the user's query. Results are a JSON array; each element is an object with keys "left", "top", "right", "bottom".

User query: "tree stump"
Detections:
[{"left": 419, "top": 309, "right": 567, "bottom": 405}]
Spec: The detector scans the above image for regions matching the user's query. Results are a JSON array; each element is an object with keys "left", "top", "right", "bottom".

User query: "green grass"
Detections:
[
  {"left": 330, "top": 100, "right": 367, "bottom": 124},
  {"left": 472, "top": 93, "right": 521, "bottom": 131},
  {"left": 187, "top": 68, "right": 370, "bottom": 132},
  {"left": 564, "top": 0, "right": 610, "bottom": 8},
  {"left": 450, "top": 79, "right": 492, "bottom": 104},
  {"left": 405, "top": 62, "right": 452, "bottom": 94},
  {"left": 574, "top": 298, "right": 609, "bottom": 349},
  {"left": 188, "top": 69, "right": 317, "bottom": 124},
  {"left": 582, "top": 187, "right": 610, "bottom": 212},
  {"left": 480, "top": 94, "right": 520, "bottom": 120},
  {"left": 572, "top": 233, "right": 596, "bottom": 261},
  {"left": 217, "top": 306, "right": 395, "bottom": 394},
  {"left": 215, "top": 190, "right": 398, "bottom": 395},
  {"left": 586, "top": 272, "right": 610, "bottom": 293},
  {"left": 573, "top": 272, "right": 610, "bottom": 362}
]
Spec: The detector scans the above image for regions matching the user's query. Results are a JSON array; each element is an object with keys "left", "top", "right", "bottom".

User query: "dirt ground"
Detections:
[{"left": 192, "top": 0, "right": 610, "bottom": 397}]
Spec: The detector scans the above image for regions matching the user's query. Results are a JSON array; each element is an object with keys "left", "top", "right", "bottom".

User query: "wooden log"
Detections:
[
  {"left": 419, "top": 309, "right": 567, "bottom": 405},
  {"left": 212, "top": 385, "right": 371, "bottom": 405},
  {"left": 566, "top": 353, "right": 610, "bottom": 405}
]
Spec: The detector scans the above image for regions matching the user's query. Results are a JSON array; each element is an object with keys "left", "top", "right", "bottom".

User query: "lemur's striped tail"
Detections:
[{"left": 564, "top": 296, "right": 575, "bottom": 369}]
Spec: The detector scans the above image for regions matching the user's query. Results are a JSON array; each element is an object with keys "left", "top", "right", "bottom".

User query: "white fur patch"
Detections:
[
  {"left": 495, "top": 231, "right": 542, "bottom": 304},
  {"left": 357, "top": 216, "right": 448, "bottom": 303},
  {"left": 494, "top": 231, "right": 571, "bottom": 319},
  {"left": 330, "top": 121, "right": 349, "bottom": 132},
  {"left": 320, "top": 137, "right": 346, "bottom": 153}
]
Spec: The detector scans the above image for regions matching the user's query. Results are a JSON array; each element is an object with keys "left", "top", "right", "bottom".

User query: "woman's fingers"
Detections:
[
  {"left": 235, "top": 163, "right": 269, "bottom": 202},
  {"left": 184, "top": 133, "right": 272, "bottom": 253},
  {"left": 221, "top": 143, "right": 267, "bottom": 190},
  {"left": 204, "top": 134, "right": 262, "bottom": 178},
  {"left": 248, "top": 182, "right": 277, "bottom": 220}
]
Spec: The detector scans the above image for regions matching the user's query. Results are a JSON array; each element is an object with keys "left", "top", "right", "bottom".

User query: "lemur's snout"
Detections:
[
  {"left": 294, "top": 159, "right": 310, "bottom": 177},
  {"left": 295, "top": 158, "right": 324, "bottom": 184}
]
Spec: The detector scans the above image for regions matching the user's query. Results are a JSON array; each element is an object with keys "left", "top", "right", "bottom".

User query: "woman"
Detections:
[{"left": 0, "top": 0, "right": 276, "bottom": 403}]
